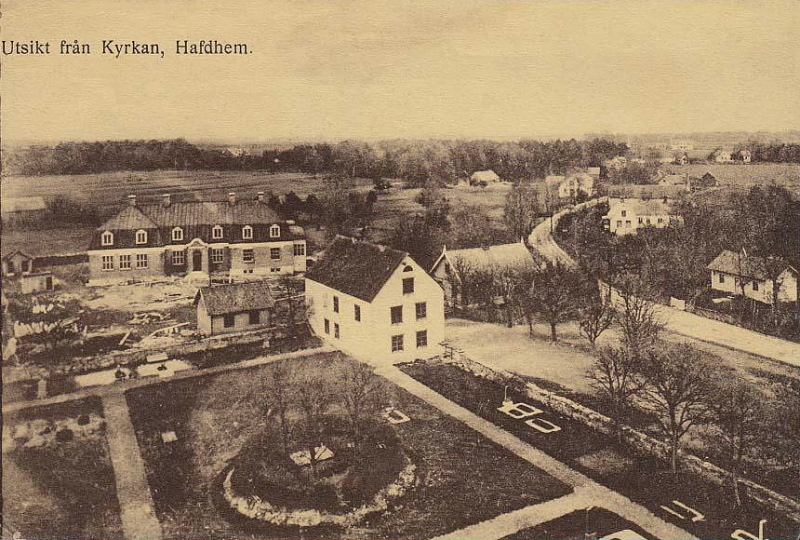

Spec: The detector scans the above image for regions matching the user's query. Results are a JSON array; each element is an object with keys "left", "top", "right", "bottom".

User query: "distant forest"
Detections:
[{"left": 3, "top": 138, "right": 798, "bottom": 185}]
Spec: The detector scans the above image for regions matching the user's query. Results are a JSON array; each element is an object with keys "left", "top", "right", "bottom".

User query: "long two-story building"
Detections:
[
  {"left": 305, "top": 237, "right": 444, "bottom": 364},
  {"left": 87, "top": 192, "right": 307, "bottom": 285}
]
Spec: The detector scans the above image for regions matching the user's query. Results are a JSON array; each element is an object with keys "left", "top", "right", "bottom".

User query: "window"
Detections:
[
  {"left": 21, "top": 260, "right": 30, "bottom": 273},
  {"left": 211, "top": 249, "right": 224, "bottom": 265},
  {"left": 294, "top": 244, "right": 306, "bottom": 256},
  {"left": 172, "top": 251, "right": 185, "bottom": 266},
  {"left": 243, "top": 249, "right": 254, "bottom": 263},
  {"left": 621, "top": 210, "right": 627, "bottom": 217},
  {"left": 646, "top": 218, "right": 651, "bottom": 225},
  {"left": 101, "top": 231, "right": 114, "bottom": 246},
  {"left": 403, "top": 277, "right": 414, "bottom": 294},
  {"left": 171, "top": 227, "right": 184, "bottom": 242},
  {"left": 334, "top": 323, "right": 340, "bottom": 339},
  {"left": 752, "top": 281, "right": 759, "bottom": 291},
  {"left": 354, "top": 304, "right": 361, "bottom": 322},
  {"left": 333, "top": 296, "right": 339, "bottom": 313},
  {"left": 223, "top": 314, "right": 235, "bottom": 328},
  {"left": 102, "top": 255, "right": 114, "bottom": 271},
  {"left": 324, "top": 319, "right": 330, "bottom": 334},
  {"left": 249, "top": 310, "right": 260, "bottom": 325},
  {"left": 391, "top": 306, "right": 403, "bottom": 324},
  {"left": 270, "top": 248, "right": 281, "bottom": 260},
  {"left": 270, "top": 224, "right": 280, "bottom": 238},
  {"left": 416, "top": 302, "right": 427, "bottom": 320},
  {"left": 136, "top": 253, "right": 148, "bottom": 268},
  {"left": 271, "top": 267, "right": 280, "bottom": 273},
  {"left": 416, "top": 330, "right": 428, "bottom": 348},
  {"left": 135, "top": 229, "right": 148, "bottom": 244},
  {"left": 119, "top": 254, "right": 131, "bottom": 270},
  {"left": 719, "top": 274, "right": 725, "bottom": 284},
  {"left": 625, "top": 220, "right": 631, "bottom": 228},
  {"left": 212, "top": 225, "right": 224, "bottom": 240},
  {"left": 391, "top": 334, "right": 404, "bottom": 352},
  {"left": 5, "top": 261, "right": 14, "bottom": 274},
  {"left": 657, "top": 218, "right": 664, "bottom": 224},
  {"left": 616, "top": 220, "right": 622, "bottom": 228},
  {"left": 242, "top": 225, "right": 253, "bottom": 240},
  {"left": 638, "top": 217, "right": 643, "bottom": 224},
  {"left": 243, "top": 269, "right": 254, "bottom": 274}
]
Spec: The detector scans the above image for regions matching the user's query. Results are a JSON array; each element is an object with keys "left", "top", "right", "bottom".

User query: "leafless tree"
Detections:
[
  {"left": 586, "top": 346, "right": 643, "bottom": 432},
  {"left": 529, "top": 262, "right": 583, "bottom": 341},
  {"left": 579, "top": 284, "right": 615, "bottom": 347},
  {"left": 341, "top": 361, "right": 380, "bottom": 448},
  {"left": 707, "top": 376, "right": 765, "bottom": 507},
  {"left": 638, "top": 342, "right": 712, "bottom": 472},
  {"left": 503, "top": 183, "right": 540, "bottom": 240},
  {"left": 612, "top": 273, "right": 664, "bottom": 357},
  {"left": 294, "top": 364, "right": 332, "bottom": 481}
]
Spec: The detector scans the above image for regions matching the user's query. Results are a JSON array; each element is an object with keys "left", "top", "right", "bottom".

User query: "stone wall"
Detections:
[{"left": 446, "top": 355, "right": 800, "bottom": 522}]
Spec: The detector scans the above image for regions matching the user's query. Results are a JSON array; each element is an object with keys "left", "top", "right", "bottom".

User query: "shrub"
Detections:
[{"left": 55, "top": 428, "right": 74, "bottom": 442}]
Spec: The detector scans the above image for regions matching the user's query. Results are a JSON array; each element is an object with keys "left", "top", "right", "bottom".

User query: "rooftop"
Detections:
[
  {"left": 707, "top": 250, "right": 797, "bottom": 281},
  {"left": 195, "top": 280, "right": 275, "bottom": 316}
]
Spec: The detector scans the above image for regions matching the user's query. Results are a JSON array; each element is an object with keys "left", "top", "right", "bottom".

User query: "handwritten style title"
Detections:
[{"left": 2, "top": 40, "right": 252, "bottom": 58}]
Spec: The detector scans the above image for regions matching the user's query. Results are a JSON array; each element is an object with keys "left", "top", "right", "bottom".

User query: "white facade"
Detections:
[
  {"left": 710, "top": 268, "right": 798, "bottom": 304},
  {"left": 305, "top": 255, "right": 444, "bottom": 364},
  {"left": 603, "top": 198, "right": 682, "bottom": 236}
]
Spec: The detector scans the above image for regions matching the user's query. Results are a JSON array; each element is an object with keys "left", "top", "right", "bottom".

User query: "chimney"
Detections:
[
  {"left": 228, "top": 192, "right": 236, "bottom": 206},
  {"left": 162, "top": 193, "right": 171, "bottom": 207},
  {"left": 127, "top": 194, "right": 137, "bottom": 207},
  {"left": 257, "top": 191, "right": 265, "bottom": 203}
]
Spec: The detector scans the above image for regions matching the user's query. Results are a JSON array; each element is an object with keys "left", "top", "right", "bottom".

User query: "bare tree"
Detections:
[
  {"left": 294, "top": 365, "right": 332, "bottom": 481},
  {"left": 503, "top": 183, "right": 540, "bottom": 240},
  {"left": 276, "top": 274, "right": 305, "bottom": 340},
  {"left": 341, "top": 361, "right": 380, "bottom": 448},
  {"left": 529, "top": 262, "right": 583, "bottom": 341},
  {"left": 579, "top": 284, "right": 615, "bottom": 347},
  {"left": 586, "top": 346, "right": 643, "bottom": 432},
  {"left": 612, "top": 273, "right": 664, "bottom": 356},
  {"left": 268, "top": 361, "right": 292, "bottom": 454},
  {"left": 448, "top": 255, "right": 476, "bottom": 309},
  {"left": 638, "top": 342, "right": 712, "bottom": 472},
  {"left": 708, "top": 377, "right": 765, "bottom": 507}
]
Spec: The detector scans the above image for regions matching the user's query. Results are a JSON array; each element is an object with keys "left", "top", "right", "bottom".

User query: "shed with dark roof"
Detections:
[{"left": 194, "top": 280, "right": 275, "bottom": 335}]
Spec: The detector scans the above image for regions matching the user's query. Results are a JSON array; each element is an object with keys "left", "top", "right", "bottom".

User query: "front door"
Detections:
[{"left": 192, "top": 250, "right": 202, "bottom": 271}]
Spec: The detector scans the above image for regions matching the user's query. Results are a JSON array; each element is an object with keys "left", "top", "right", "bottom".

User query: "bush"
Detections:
[
  {"left": 55, "top": 428, "right": 74, "bottom": 442},
  {"left": 77, "top": 414, "right": 90, "bottom": 426}
]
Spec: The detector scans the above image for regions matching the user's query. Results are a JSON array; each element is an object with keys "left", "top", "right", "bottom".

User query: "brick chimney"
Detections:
[
  {"left": 257, "top": 191, "right": 265, "bottom": 203},
  {"left": 162, "top": 193, "right": 171, "bottom": 207},
  {"left": 127, "top": 194, "right": 137, "bottom": 207},
  {"left": 228, "top": 192, "right": 236, "bottom": 206}
]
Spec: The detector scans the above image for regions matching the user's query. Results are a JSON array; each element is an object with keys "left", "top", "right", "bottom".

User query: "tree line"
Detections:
[{"left": 4, "top": 137, "right": 629, "bottom": 184}]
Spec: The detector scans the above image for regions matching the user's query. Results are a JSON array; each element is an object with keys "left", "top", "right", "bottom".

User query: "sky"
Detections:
[{"left": 2, "top": 0, "right": 799, "bottom": 142}]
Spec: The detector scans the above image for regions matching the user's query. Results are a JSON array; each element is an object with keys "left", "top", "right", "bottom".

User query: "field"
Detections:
[
  {"left": 125, "top": 352, "right": 571, "bottom": 539},
  {"left": 663, "top": 162, "right": 800, "bottom": 193}
]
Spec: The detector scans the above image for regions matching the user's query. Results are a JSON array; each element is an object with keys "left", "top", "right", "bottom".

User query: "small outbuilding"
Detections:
[
  {"left": 2, "top": 251, "right": 36, "bottom": 277},
  {"left": 194, "top": 280, "right": 275, "bottom": 336},
  {"left": 470, "top": 170, "right": 501, "bottom": 184}
]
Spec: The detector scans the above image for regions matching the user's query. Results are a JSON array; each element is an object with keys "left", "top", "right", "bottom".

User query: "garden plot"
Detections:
[
  {"left": 1, "top": 397, "right": 123, "bottom": 540},
  {"left": 125, "top": 351, "right": 571, "bottom": 539}
]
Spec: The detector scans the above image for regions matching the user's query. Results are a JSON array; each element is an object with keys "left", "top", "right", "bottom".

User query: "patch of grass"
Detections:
[
  {"left": 125, "top": 352, "right": 571, "bottom": 539},
  {"left": 2, "top": 397, "right": 122, "bottom": 540}
]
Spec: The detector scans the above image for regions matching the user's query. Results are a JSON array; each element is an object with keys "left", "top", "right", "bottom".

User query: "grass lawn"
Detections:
[
  {"left": 125, "top": 352, "right": 571, "bottom": 539},
  {"left": 401, "top": 361, "right": 800, "bottom": 540},
  {"left": 2, "top": 397, "right": 123, "bottom": 540}
]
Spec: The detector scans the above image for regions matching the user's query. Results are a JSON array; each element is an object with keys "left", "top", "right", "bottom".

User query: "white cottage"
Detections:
[
  {"left": 305, "top": 237, "right": 444, "bottom": 364},
  {"left": 602, "top": 198, "right": 682, "bottom": 235},
  {"left": 707, "top": 250, "right": 798, "bottom": 305}
]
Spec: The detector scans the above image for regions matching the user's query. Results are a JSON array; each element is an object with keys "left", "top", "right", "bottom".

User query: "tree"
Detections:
[
  {"left": 268, "top": 361, "right": 292, "bottom": 454},
  {"left": 341, "top": 361, "right": 380, "bottom": 448},
  {"left": 276, "top": 275, "right": 305, "bottom": 340},
  {"left": 707, "top": 377, "right": 765, "bottom": 507},
  {"left": 612, "top": 273, "right": 664, "bottom": 357},
  {"left": 504, "top": 183, "right": 540, "bottom": 240},
  {"left": 529, "top": 262, "right": 584, "bottom": 341},
  {"left": 294, "top": 364, "right": 333, "bottom": 481},
  {"left": 638, "top": 343, "right": 712, "bottom": 472},
  {"left": 579, "top": 283, "right": 615, "bottom": 347},
  {"left": 587, "top": 346, "right": 643, "bottom": 430}
]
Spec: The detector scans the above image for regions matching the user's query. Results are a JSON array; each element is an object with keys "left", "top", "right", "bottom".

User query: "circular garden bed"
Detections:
[{"left": 214, "top": 416, "right": 416, "bottom": 531}]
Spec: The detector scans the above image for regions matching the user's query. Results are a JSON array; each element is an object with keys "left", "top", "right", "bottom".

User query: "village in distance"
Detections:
[{"left": 2, "top": 133, "right": 799, "bottom": 540}]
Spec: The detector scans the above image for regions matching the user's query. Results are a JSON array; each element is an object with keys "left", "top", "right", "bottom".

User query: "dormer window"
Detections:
[
  {"left": 101, "top": 231, "right": 114, "bottom": 246},
  {"left": 135, "top": 230, "right": 148, "bottom": 245},
  {"left": 242, "top": 225, "right": 253, "bottom": 240},
  {"left": 172, "top": 227, "right": 184, "bottom": 242},
  {"left": 270, "top": 224, "right": 280, "bottom": 238},
  {"left": 212, "top": 225, "right": 223, "bottom": 240}
]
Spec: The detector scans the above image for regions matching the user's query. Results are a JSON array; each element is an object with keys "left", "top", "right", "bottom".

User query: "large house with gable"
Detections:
[
  {"left": 602, "top": 197, "right": 683, "bottom": 235},
  {"left": 87, "top": 192, "right": 307, "bottom": 285},
  {"left": 304, "top": 237, "right": 444, "bottom": 364}
]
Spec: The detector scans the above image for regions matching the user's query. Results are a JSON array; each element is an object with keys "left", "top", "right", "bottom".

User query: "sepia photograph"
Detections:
[{"left": 1, "top": 1, "right": 799, "bottom": 539}]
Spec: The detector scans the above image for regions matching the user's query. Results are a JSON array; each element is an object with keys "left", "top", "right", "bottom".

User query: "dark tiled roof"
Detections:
[
  {"left": 305, "top": 237, "right": 408, "bottom": 302},
  {"left": 195, "top": 280, "right": 275, "bottom": 316},
  {"left": 91, "top": 200, "right": 303, "bottom": 250},
  {"left": 707, "top": 250, "right": 796, "bottom": 281}
]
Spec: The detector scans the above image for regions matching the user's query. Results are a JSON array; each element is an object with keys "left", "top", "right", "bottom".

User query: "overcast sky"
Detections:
[{"left": 2, "top": 0, "right": 798, "bottom": 142}]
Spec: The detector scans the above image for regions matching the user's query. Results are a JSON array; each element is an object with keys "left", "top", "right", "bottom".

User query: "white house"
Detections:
[
  {"left": 304, "top": 237, "right": 444, "bottom": 364},
  {"left": 602, "top": 198, "right": 682, "bottom": 235},
  {"left": 470, "top": 170, "right": 501, "bottom": 184},
  {"left": 556, "top": 173, "right": 595, "bottom": 200},
  {"left": 430, "top": 241, "right": 541, "bottom": 307},
  {"left": 713, "top": 150, "right": 733, "bottom": 163},
  {"left": 707, "top": 250, "right": 798, "bottom": 305}
]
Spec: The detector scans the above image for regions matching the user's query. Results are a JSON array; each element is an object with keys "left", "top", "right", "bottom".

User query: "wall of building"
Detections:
[
  {"left": 87, "top": 247, "right": 165, "bottom": 285},
  {"left": 229, "top": 241, "right": 304, "bottom": 278},
  {"left": 711, "top": 270, "right": 799, "bottom": 304},
  {"left": 2, "top": 253, "right": 34, "bottom": 276},
  {"left": 209, "top": 308, "right": 272, "bottom": 336}
]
